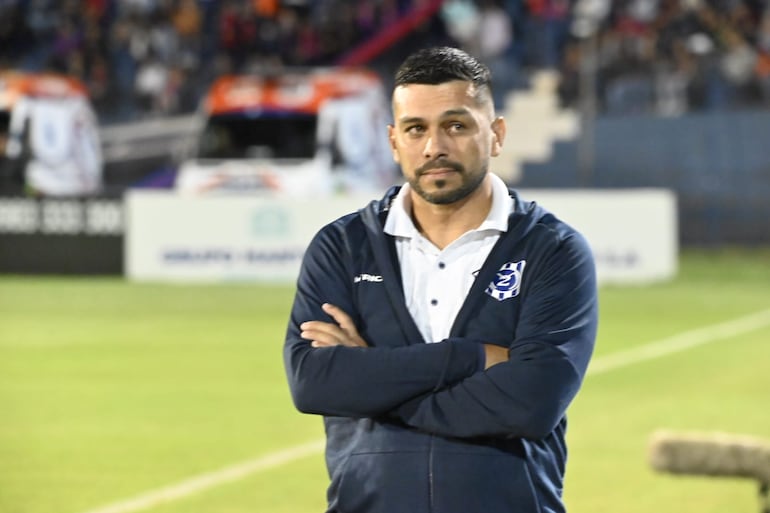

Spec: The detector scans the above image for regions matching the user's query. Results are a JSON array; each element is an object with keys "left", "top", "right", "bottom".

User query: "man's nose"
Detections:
[{"left": 423, "top": 131, "right": 449, "bottom": 160}]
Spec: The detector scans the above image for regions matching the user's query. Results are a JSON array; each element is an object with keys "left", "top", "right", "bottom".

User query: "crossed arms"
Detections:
[
  {"left": 303, "top": 302, "right": 509, "bottom": 367},
  {"left": 283, "top": 228, "right": 597, "bottom": 440}
]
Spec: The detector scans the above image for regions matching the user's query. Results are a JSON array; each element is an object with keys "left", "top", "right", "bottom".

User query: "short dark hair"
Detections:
[{"left": 394, "top": 47, "right": 492, "bottom": 103}]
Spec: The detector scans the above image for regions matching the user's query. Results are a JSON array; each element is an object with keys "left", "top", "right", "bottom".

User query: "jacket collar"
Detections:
[{"left": 382, "top": 173, "right": 514, "bottom": 239}]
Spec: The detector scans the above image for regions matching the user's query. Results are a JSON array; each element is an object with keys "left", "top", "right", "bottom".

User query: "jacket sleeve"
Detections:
[
  {"left": 283, "top": 221, "right": 483, "bottom": 418},
  {"left": 388, "top": 231, "right": 598, "bottom": 440}
]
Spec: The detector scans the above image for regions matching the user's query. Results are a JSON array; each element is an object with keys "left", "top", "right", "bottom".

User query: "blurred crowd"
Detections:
[
  {"left": 0, "top": 0, "right": 447, "bottom": 122},
  {"left": 557, "top": 0, "right": 770, "bottom": 115},
  {"left": 1, "top": 0, "right": 768, "bottom": 123}
]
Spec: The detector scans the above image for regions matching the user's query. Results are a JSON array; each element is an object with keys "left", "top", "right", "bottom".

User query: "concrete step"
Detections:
[{"left": 495, "top": 70, "right": 579, "bottom": 183}]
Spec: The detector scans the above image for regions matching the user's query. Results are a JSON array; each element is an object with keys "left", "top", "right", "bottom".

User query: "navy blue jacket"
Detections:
[{"left": 284, "top": 185, "right": 598, "bottom": 513}]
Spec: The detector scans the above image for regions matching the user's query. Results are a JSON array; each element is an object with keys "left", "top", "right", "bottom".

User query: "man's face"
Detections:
[{"left": 388, "top": 80, "right": 504, "bottom": 205}]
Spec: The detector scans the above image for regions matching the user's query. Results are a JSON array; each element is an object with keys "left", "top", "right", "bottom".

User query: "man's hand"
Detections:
[
  {"left": 300, "top": 303, "right": 369, "bottom": 348},
  {"left": 483, "top": 344, "right": 509, "bottom": 370}
]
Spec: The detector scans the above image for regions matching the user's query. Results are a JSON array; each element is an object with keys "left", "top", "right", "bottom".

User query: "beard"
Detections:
[{"left": 409, "top": 159, "right": 488, "bottom": 205}]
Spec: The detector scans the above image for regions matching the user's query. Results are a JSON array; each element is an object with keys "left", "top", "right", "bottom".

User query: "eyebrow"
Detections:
[{"left": 397, "top": 108, "right": 473, "bottom": 125}]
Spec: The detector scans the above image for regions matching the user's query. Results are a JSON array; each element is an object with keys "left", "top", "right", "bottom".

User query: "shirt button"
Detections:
[
  {"left": 438, "top": 262, "right": 446, "bottom": 269},
  {"left": 430, "top": 299, "right": 438, "bottom": 306}
]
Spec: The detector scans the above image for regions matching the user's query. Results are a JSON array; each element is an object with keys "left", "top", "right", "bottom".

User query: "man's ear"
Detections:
[
  {"left": 491, "top": 116, "right": 506, "bottom": 157},
  {"left": 387, "top": 124, "right": 400, "bottom": 163}
]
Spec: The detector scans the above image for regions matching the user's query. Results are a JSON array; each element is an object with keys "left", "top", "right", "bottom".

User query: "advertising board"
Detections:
[{"left": 126, "top": 189, "right": 677, "bottom": 284}]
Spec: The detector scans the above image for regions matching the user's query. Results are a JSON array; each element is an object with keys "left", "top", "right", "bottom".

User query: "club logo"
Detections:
[{"left": 485, "top": 260, "right": 526, "bottom": 301}]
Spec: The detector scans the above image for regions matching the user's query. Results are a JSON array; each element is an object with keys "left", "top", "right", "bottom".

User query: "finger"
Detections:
[
  {"left": 301, "top": 318, "right": 362, "bottom": 347},
  {"left": 300, "top": 322, "right": 345, "bottom": 346},
  {"left": 301, "top": 308, "right": 368, "bottom": 348},
  {"left": 307, "top": 334, "right": 360, "bottom": 348},
  {"left": 321, "top": 304, "right": 369, "bottom": 347},
  {"left": 301, "top": 330, "right": 340, "bottom": 346},
  {"left": 301, "top": 320, "right": 345, "bottom": 338},
  {"left": 322, "top": 303, "right": 359, "bottom": 335},
  {"left": 302, "top": 325, "right": 365, "bottom": 348}
]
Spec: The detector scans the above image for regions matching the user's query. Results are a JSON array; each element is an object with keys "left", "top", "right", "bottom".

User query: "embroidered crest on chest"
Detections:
[{"left": 485, "top": 260, "right": 527, "bottom": 301}]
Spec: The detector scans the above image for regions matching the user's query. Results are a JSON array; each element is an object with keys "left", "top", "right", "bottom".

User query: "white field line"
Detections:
[
  {"left": 587, "top": 307, "right": 770, "bottom": 375},
  {"left": 77, "top": 440, "right": 325, "bottom": 513},
  {"left": 77, "top": 307, "right": 770, "bottom": 513}
]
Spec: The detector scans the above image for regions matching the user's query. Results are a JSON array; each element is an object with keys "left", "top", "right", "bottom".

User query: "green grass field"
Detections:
[{"left": 1, "top": 249, "right": 769, "bottom": 513}]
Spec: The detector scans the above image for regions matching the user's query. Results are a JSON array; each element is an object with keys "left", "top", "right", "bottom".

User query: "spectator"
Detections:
[
  {"left": 755, "top": 7, "right": 770, "bottom": 101},
  {"left": 441, "top": 0, "right": 519, "bottom": 109},
  {"left": 719, "top": 29, "right": 759, "bottom": 107},
  {"left": 134, "top": 49, "right": 168, "bottom": 116},
  {"left": 3, "top": 0, "right": 770, "bottom": 121}
]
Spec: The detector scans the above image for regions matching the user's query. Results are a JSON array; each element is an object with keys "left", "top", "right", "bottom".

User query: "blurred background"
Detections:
[
  {"left": 1, "top": 0, "right": 768, "bottom": 274},
  {"left": 1, "top": 1, "right": 769, "bottom": 513}
]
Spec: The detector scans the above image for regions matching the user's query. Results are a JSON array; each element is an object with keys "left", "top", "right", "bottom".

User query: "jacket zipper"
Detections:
[{"left": 428, "top": 434, "right": 435, "bottom": 512}]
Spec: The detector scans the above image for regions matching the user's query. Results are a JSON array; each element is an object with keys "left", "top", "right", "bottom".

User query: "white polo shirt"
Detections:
[{"left": 384, "top": 173, "right": 513, "bottom": 343}]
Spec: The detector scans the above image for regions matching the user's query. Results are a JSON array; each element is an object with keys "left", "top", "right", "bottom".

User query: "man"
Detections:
[{"left": 284, "top": 46, "right": 597, "bottom": 513}]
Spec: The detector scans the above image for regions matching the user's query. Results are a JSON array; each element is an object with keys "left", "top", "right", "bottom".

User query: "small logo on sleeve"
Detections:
[
  {"left": 485, "top": 260, "right": 526, "bottom": 301},
  {"left": 354, "top": 273, "right": 383, "bottom": 283}
]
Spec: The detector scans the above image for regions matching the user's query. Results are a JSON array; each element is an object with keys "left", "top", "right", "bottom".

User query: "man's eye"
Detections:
[
  {"left": 448, "top": 122, "right": 465, "bottom": 132},
  {"left": 406, "top": 126, "right": 424, "bottom": 135}
]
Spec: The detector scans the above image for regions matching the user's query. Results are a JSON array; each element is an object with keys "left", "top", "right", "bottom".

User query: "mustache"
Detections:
[{"left": 416, "top": 159, "right": 464, "bottom": 176}]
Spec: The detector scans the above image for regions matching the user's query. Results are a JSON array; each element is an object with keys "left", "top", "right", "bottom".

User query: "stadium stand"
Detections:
[{"left": 2, "top": 1, "right": 769, "bottom": 124}]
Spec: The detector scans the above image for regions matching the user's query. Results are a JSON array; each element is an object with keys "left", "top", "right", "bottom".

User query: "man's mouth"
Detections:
[
  {"left": 417, "top": 161, "right": 463, "bottom": 177},
  {"left": 422, "top": 168, "right": 456, "bottom": 176}
]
